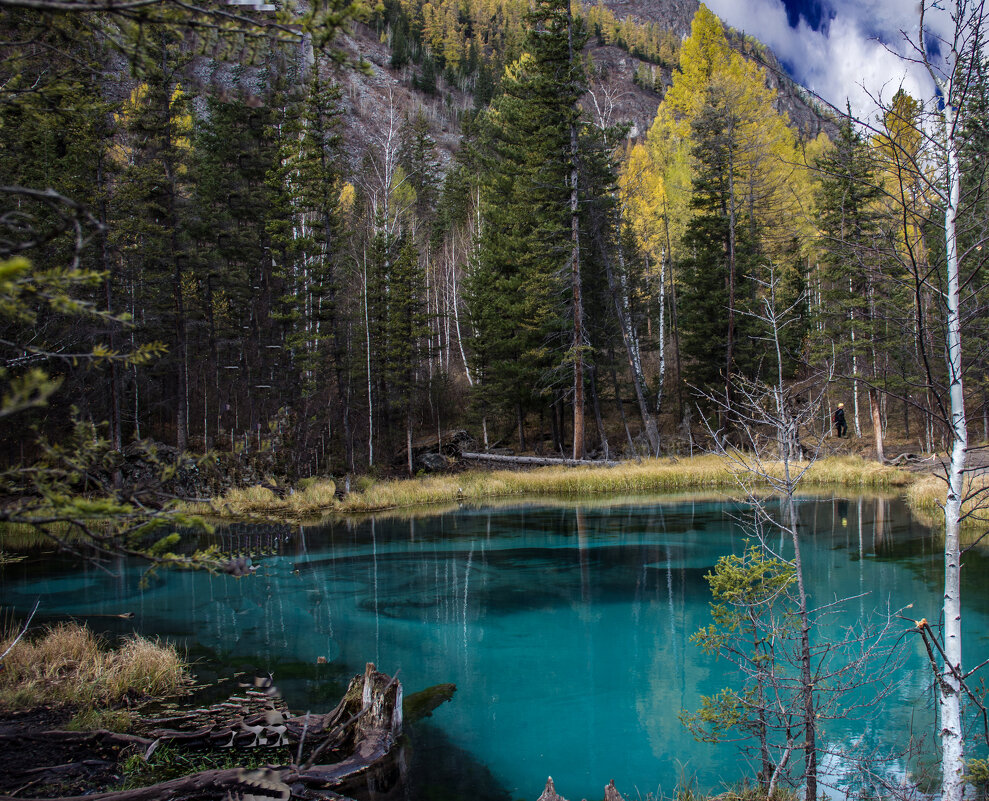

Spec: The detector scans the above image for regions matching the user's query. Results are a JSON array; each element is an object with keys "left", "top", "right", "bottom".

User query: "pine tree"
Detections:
[
  {"left": 677, "top": 81, "right": 760, "bottom": 405},
  {"left": 467, "top": 0, "right": 590, "bottom": 451},
  {"left": 287, "top": 71, "right": 352, "bottom": 471},
  {"left": 385, "top": 234, "right": 431, "bottom": 473},
  {"left": 0, "top": 13, "right": 123, "bottom": 443},
  {"left": 189, "top": 74, "right": 291, "bottom": 454},
  {"left": 112, "top": 32, "right": 195, "bottom": 451}
]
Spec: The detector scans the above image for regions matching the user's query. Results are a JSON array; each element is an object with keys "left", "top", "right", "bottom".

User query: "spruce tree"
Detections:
[
  {"left": 815, "top": 113, "right": 898, "bottom": 456},
  {"left": 677, "top": 83, "right": 760, "bottom": 404},
  {"left": 467, "top": 0, "right": 590, "bottom": 450},
  {"left": 112, "top": 32, "right": 195, "bottom": 451}
]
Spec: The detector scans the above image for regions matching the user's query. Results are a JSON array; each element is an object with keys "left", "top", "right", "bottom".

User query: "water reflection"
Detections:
[{"left": 0, "top": 495, "right": 983, "bottom": 801}]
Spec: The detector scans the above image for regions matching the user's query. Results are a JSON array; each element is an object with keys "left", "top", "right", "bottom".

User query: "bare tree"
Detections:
[{"left": 690, "top": 267, "right": 906, "bottom": 800}]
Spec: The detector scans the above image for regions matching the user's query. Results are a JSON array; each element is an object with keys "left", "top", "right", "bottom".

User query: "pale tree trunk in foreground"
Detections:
[
  {"left": 869, "top": 387, "right": 885, "bottom": 463},
  {"left": 940, "top": 95, "right": 966, "bottom": 801},
  {"left": 915, "top": 4, "right": 978, "bottom": 795}
]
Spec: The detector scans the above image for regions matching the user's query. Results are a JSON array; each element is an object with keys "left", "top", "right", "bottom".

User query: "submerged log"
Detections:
[
  {"left": 536, "top": 777, "right": 628, "bottom": 801},
  {"left": 461, "top": 452, "right": 622, "bottom": 467},
  {"left": 538, "top": 777, "right": 569, "bottom": 801},
  {"left": 403, "top": 683, "right": 456, "bottom": 724},
  {"left": 0, "top": 663, "right": 405, "bottom": 801}
]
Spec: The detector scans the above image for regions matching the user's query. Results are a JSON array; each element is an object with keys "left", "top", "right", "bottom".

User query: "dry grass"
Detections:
[
  {"left": 0, "top": 520, "right": 78, "bottom": 553},
  {"left": 800, "top": 455, "right": 911, "bottom": 488},
  {"left": 0, "top": 622, "right": 189, "bottom": 712},
  {"left": 199, "top": 479, "right": 337, "bottom": 517},
  {"left": 184, "top": 455, "right": 911, "bottom": 520},
  {"left": 906, "top": 472, "right": 989, "bottom": 532},
  {"left": 335, "top": 455, "right": 910, "bottom": 515}
]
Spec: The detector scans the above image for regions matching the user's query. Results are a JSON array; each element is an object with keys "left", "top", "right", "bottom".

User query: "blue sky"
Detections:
[{"left": 703, "top": 0, "right": 951, "bottom": 119}]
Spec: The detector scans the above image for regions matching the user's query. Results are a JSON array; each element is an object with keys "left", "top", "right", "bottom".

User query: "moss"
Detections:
[
  {"left": 403, "top": 683, "right": 457, "bottom": 724},
  {"left": 67, "top": 707, "right": 133, "bottom": 732}
]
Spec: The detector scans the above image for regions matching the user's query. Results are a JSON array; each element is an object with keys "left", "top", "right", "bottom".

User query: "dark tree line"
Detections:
[{"left": 3, "top": 0, "right": 989, "bottom": 484}]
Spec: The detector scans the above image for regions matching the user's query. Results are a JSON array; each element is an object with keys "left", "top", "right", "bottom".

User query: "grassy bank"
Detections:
[
  {"left": 197, "top": 455, "right": 910, "bottom": 519},
  {"left": 0, "top": 621, "right": 189, "bottom": 724},
  {"left": 204, "top": 478, "right": 339, "bottom": 517},
  {"left": 906, "top": 472, "right": 989, "bottom": 532},
  {"left": 339, "top": 455, "right": 911, "bottom": 514}
]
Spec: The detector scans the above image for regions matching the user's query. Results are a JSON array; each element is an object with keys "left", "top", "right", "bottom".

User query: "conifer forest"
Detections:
[{"left": 1, "top": 0, "right": 987, "bottom": 479}]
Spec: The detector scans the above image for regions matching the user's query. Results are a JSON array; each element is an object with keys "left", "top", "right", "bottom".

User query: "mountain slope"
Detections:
[{"left": 332, "top": 0, "right": 834, "bottom": 176}]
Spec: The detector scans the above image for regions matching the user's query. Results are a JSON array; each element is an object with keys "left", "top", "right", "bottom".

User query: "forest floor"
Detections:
[
  {"left": 824, "top": 432, "right": 989, "bottom": 473},
  {"left": 0, "top": 708, "right": 130, "bottom": 797}
]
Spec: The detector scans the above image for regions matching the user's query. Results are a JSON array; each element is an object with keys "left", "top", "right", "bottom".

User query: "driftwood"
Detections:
[
  {"left": 887, "top": 452, "right": 933, "bottom": 466},
  {"left": 0, "top": 663, "right": 404, "bottom": 801},
  {"left": 461, "top": 452, "right": 622, "bottom": 467}
]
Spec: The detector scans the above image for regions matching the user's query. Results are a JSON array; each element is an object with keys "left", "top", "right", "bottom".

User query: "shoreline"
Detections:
[{"left": 192, "top": 454, "right": 913, "bottom": 519}]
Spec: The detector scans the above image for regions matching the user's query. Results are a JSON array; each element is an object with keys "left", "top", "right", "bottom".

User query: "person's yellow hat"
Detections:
[{"left": 838, "top": 403, "right": 844, "bottom": 407}]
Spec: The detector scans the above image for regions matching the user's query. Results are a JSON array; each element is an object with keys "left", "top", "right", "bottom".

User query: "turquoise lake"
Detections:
[{"left": 2, "top": 494, "right": 987, "bottom": 800}]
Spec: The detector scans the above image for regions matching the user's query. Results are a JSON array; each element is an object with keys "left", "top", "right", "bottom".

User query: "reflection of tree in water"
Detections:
[
  {"left": 399, "top": 721, "right": 513, "bottom": 801},
  {"left": 5, "top": 494, "right": 980, "bottom": 799}
]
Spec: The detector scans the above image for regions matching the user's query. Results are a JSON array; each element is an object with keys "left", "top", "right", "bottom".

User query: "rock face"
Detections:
[
  {"left": 601, "top": 0, "right": 700, "bottom": 37},
  {"left": 331, "top": 0, "right": 833, "bottom": 169},
  {"left": 751, "top": 42, "right": 841, "bottom": 140}
]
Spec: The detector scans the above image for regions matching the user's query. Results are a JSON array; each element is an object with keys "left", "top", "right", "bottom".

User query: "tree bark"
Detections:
[
  {"left": 869, "top": 386, "right": 885, "bottom": 463},
  {"left": 596, "top": 228, "right": 660, "bottom": 455},
  {"left": 940, "top": 96, "right": 966, "bottom": 801},
  {"left": 589, "top": 364, "right": 610, "bottom": 460}
]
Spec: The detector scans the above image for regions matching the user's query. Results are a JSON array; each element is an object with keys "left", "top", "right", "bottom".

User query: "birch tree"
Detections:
[
  {"left": 911, "top": 4, "right": 989, "bottom": 797},
  {"left": 825, "top": 4, "right": 989, "bottom": 797}
]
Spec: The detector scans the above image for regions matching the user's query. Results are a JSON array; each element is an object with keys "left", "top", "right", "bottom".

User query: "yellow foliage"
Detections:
[
  {"left": 630, "top": 3, "right": 815, "bottom": 269},
  {"left": 662, "top": 3, "right": 734, "bottom": 127},
  {"left": 339, "top": 182, "right": 356, "bottom": 215},
  {"left": 111, "top": 82, "right": 193, "bottom": 169},
  {"left": 871, "top": 90, "right": 928, "bottom": 266}
]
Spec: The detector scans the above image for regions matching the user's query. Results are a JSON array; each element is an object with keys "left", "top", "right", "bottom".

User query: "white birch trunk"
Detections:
[
  {"left": 451, "top": 236, "right": 473, "bottom": 386},
  {"left": 425, "top": 251, "right": 434, "bottom": 381},
  {"left": 444, "top": 254, "right": 452, "bottom": 371},
  {"left": 363, "top": 253, "right": 374, "bottom": 468},
  {"left": 850, "top": 276, "right": 861, "bottom": 437},
  {"left": 940, "top": 97, "right": 966, "bottom": 801}
]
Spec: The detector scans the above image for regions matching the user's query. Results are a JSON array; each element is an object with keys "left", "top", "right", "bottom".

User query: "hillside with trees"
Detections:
[{"left": 0, "top": 0, "right": 986, "bottom": 485}]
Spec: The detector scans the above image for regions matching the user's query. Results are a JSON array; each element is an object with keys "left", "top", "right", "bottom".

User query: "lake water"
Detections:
[{"left": 2, "top": 494, "right": 987, "bottom": 800}]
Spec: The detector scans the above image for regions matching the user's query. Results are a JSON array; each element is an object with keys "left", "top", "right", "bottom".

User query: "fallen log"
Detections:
[
  {"left": 461, "top": 452, "right": 622, "bottom": 468},
  {"left": 887, "top": 452, "right": 934, "bottom": 466},
  {"left": 0, "top": 663, "right": 404, "bottom": 801},
  {"left": 0, "top": 729, "right": 154, "bottom": 750}
]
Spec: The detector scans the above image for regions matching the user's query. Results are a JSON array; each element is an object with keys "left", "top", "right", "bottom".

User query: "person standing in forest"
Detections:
[{"left": 833, "top": 403, "right": 848, "bottom": 438}]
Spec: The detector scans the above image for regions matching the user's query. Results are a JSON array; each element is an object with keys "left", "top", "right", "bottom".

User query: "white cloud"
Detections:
[{"left": 701, "top": 0, "right": 955, "bottom": 120}]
